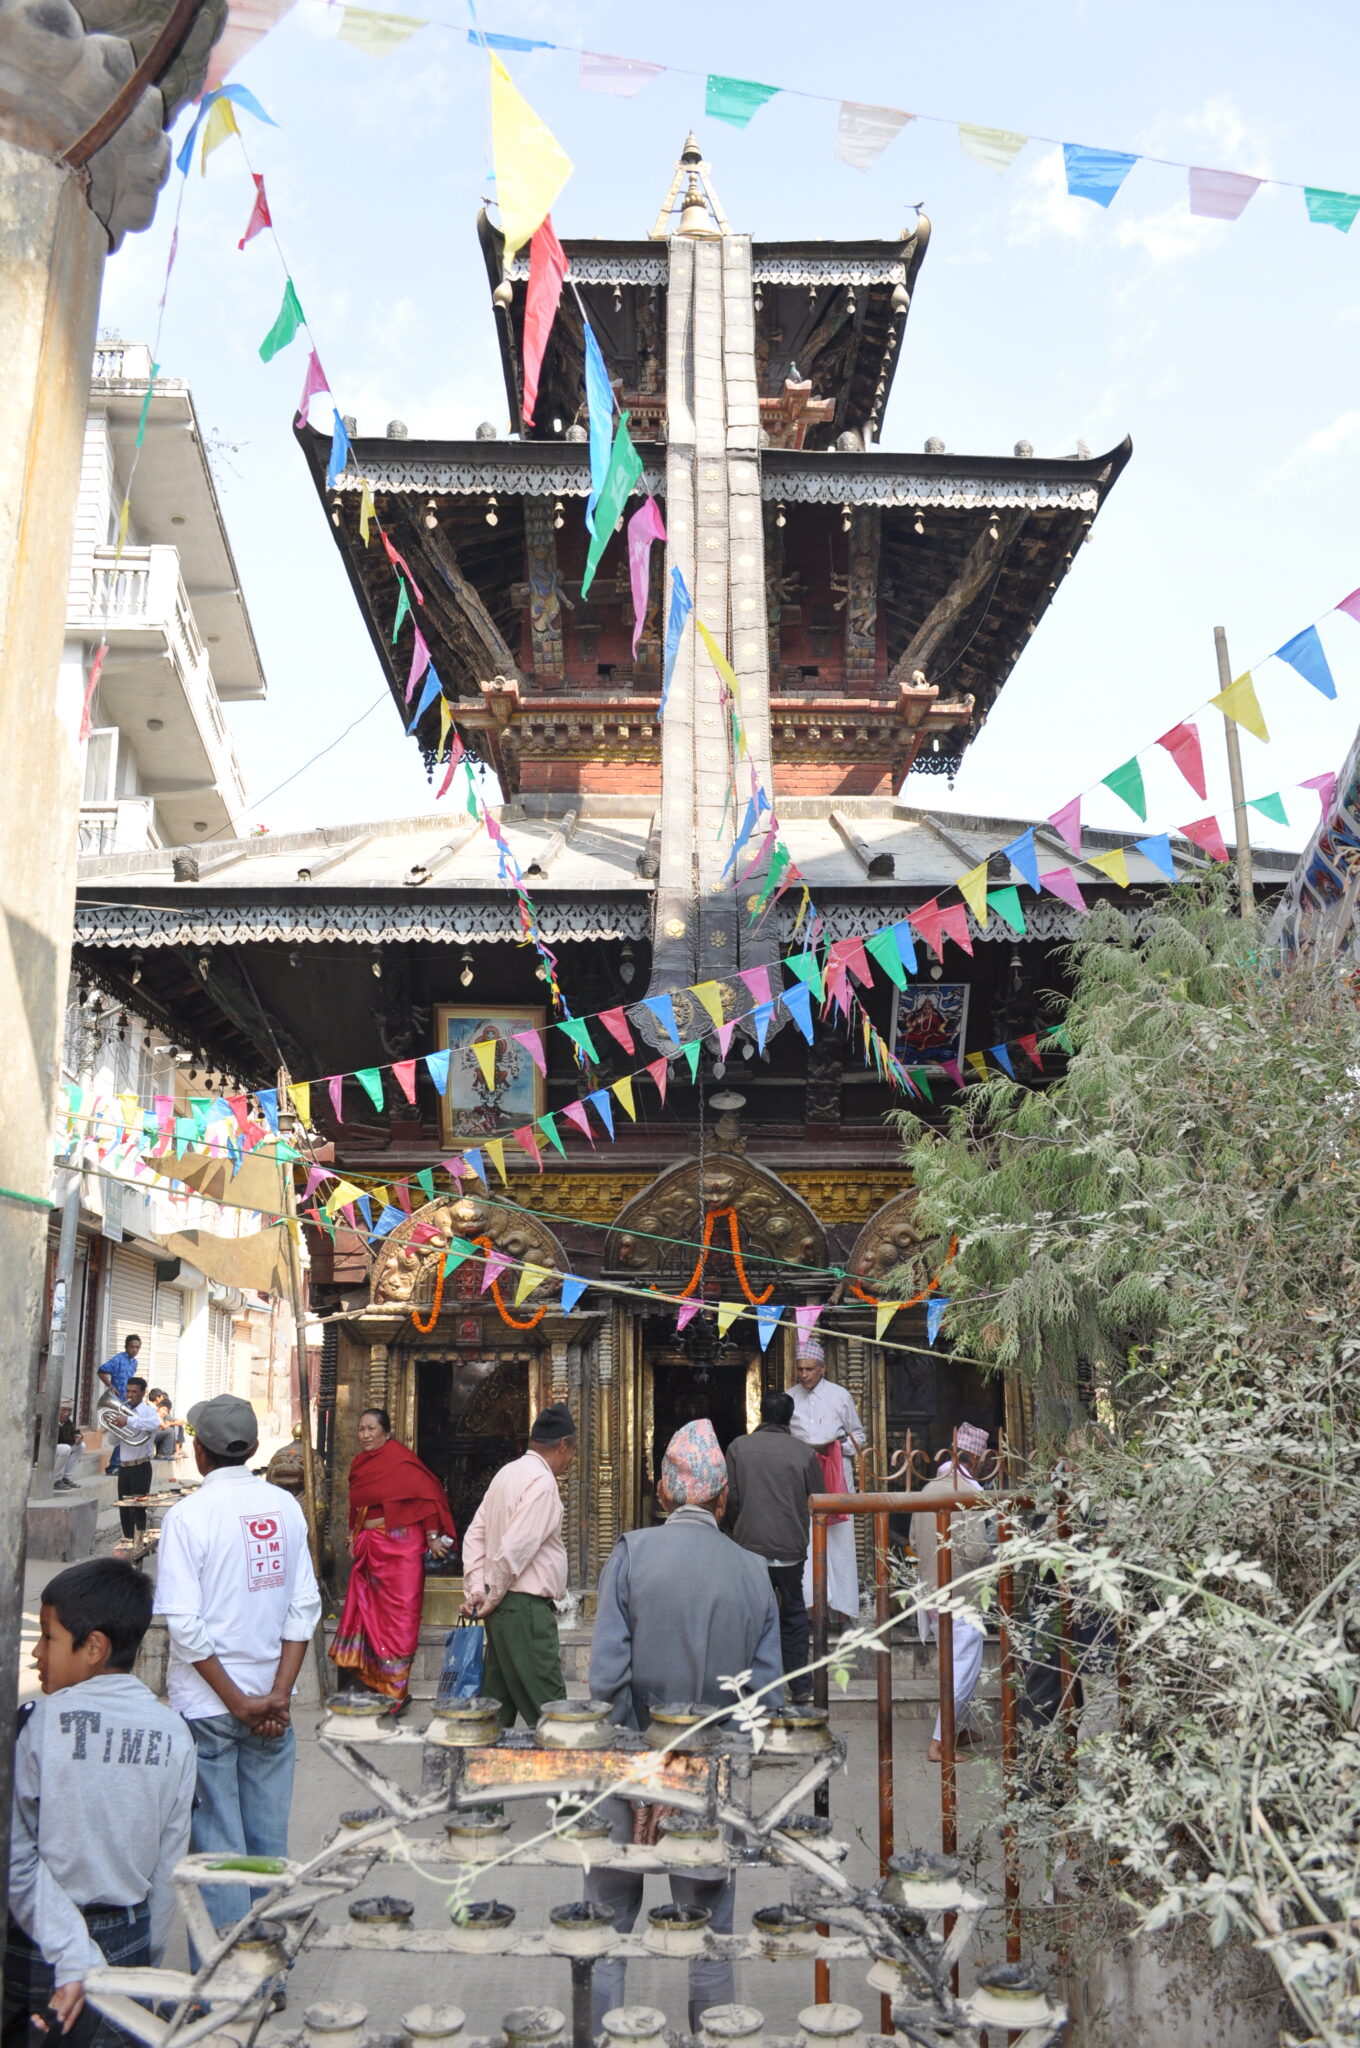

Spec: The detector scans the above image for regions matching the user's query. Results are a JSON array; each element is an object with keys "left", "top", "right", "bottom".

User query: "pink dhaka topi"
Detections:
[
  {"left": 661, "top": 1418, "right": 727, "bottom": 1505},
  {"left": 955, "top": 1423, "right": 990, "bottom": 1458}
]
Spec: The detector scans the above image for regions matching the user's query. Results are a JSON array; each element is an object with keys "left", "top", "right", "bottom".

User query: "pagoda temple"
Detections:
[{"left": 72, "top": 146, "right": 1297, "bottom": 1600}]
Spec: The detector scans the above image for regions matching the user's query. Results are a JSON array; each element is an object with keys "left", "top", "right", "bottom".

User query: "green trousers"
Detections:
[{"left": 482, "top": 1592, "right": 566, "bottom": 1728}]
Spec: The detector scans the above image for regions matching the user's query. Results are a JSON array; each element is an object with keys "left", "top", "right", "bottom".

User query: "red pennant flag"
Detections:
[
  {"left": 393, "top": 1182, "right": 412, "bottom": 1213},
  {"left": 391, "top": 1060, "right": 417, "bottom": 1104},
  {"left": 599, "top": 1007, "right": 634, "bottom": 1054},
  {"left": 227, "top": 1094, "right": 250, "bottom": 1132},
  {"left": 436, "top": 730, "right": 465, "bottom": 799},
  {"left": 1180, "top": 814, "right": 1229, "bottom": 863},
  {"left": 1157, "top": 722, "right": 1207, "bottom": 801},
  {"left": 646, "top": 1057, "right": 669, "bottom": 1105},
  {"left": 1016, "top": 1034, "right": 1044, "bottom": 1071},
  {"left": 78, "top": 642, "right": 107, "bottom": 743},
  {"left": 827, "top": 934, "right": 874, "bottom": 987},
  {"left": 561, "top": 1100, "right": 595, "bottom": 1145},
  {"left": 513, "top": 1123, "right": 543, "bottom": 1172},
  {"left": 238, "top": 172, "right": 271, "bottom": 250},
  {"left": 522, "top": 214, "right": 568, "bottom": 428},
  {"left": 381, "top": 532, "right": 423, "bottom": 604},
  {"left": 936, "top": 903, "right": 974, "bottom": 956}
]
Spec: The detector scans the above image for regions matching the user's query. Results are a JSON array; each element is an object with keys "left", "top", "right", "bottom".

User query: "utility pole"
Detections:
[
  {"left": 277, "top": 1069, "right": 331, "bottom": 1703},
  {"left": 34, "top": 1170, "right": 82, "bottom": 1497},
  {"left": 1214, "top": 626, "right": 1256, "bottom": 922}
]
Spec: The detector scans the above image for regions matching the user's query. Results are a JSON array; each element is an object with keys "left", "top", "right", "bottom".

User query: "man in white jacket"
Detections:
[{"left": 154, "top": 1394, "right": 320, "bottom": 1935}]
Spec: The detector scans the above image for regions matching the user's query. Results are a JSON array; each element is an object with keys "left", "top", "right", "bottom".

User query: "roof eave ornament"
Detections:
[{"left": 650, "top": 133, "right": 729, "bottom": 240}]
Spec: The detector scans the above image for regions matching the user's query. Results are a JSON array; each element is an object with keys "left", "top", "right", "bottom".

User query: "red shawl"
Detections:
[{"left": 348, "top": 1437, "right": 456, "bottom": 1540}]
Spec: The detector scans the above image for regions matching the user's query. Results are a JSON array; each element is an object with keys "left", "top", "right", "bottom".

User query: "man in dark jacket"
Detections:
[
  {"left": 726, "top": 1390, "right": 823, "bottom": 1704},
  {"left": 584, "top": 1419, "right": 782, "bottom": 2028}
]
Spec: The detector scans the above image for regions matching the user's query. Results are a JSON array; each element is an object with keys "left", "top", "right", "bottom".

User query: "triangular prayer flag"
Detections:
[
  {"left": 645, "top": 1057, "right": 668, "bottom": 1105},
  {"left": 1188, "top": 165, "right": 1261, "bottom": 220},
  {"left": 587, "top": 1088, "right": 614, "bottom": 1139},
  {"left": 965, "top": 1051, "right": 988, "bottom": 1082},
  {"left": 561, "top": 1274, "right": 588, "bottom": 1312},
  {"left": 1016, "top": 1034, "right": 1044, "bottom": 1071},
  {"left": 238, "top": 172, "right": 271, "bottom": 248},
  {"left": 990, "top": 1044, "right": 1016, "bottom": 1080},
  {"left": 1135, "top": 832, "right": 1177, "bottom": 880},
  {"left": 406, "top": 669, "right": 441, "bottom": 733},
  {"left": 660, "top": 566, "right": 692, "bottom": 719},
  {"left": 1335, "top": 587, "right": 1360, "bottom": 626},
  {"left": 705, "top": 73, "right": 778, "bottom": 128},
  {"left": 957, "top": 861, "right": 990, "bottom": 927},
  {"left": 910, "top": 899, "right": 945, "bottom": 960},
  {"left": 488, "top": 51, "right": 573, "bottom": 264},
  {"left": 425, "top": 1048, "right": 451, "bottom": 1095},
  {"left": 865, "top": 926, "right": 908, "bottom": 989},
  {"left": 1274, "top": 624, "right": 1336, "bottom": 700},
  {"left": 676, "top": 1299, "right": 702, "bottom": 1332},
  {"left": 1063, "top": 142, "right": 1137, "bottom": 208},
  {"left": 739, "top": 965, "right": 772, "bottom": 1008},
  {"left": 338, "top": 5, "right": 424, "bottom": 56},
  {"left": 1180, "top": 815, "right": 1230, "bottom": 863},
  {"left": 578, "top": 49, "right": 664, "bottom": 95},
  {"left": 558, "top": 1016, "right": 599, "bottom": 1064},
  {"left": 513, "top": 1028, "right": 547, "bottom": 1074},
  {"left": 512, "top": 1124, "right": 542, "bottom": 1171},
  {"left": 783, "top": 949, "right": 825, "bottom": 1002},
  {"left": 484, "top": 1137, "right": 507, "bottom": 1184},
  {"left": 391, "top": 579, "right": 411, "bottom": 642},
  {"left": 1086, "top": 846, "right": 1130, "bottom": 887},
  {"left": 875, "top": 1301, "right": 900, "bottom": 1342},
  {"left": 1305, "top": 187, "right": 1360, "bottom": 232},
  {"left": 415, "top": 1167, "right": 435, "bottom": 1202},
  {"left": 391, "top": 1059, "right": 417, "bottom": 1104},
  {"left": 522, "top": 213, "right": 567, "bottom": 427},
  {"left": 755, "top": 1304, "right": 782, "bottom": 1351},
  {"left": 642, "top": 993, "right": 678, "bottom": 1045},
  {"left": 925, "top": 1297, "right": 949, "bottom": 1348},
  {"left": 958, "top": 122, "right": 1027, "bottom": 173},
  {"left": 627, "top": 496, "right": 667, "bottom": 657},
  {"left": 479, "top": 1247, "right": 510, "bottom": 1293},
  {"left": 1048, "top": 795, "right": 1082, "bottom": 854},
  {"left": 909, "top": 1067, "right": 934, "bottom": 1103},
  {"left": 256, "top": 1088, "right": 279, "bottom": 1132},
  {"left": 199, "top": 93, "right": 238, "bottom": 170},
  {"left": 892, "top": 920, "right": 919, "bottom": 976},
  {"left": 443, "top": 1238, "right": 476, "bottom": 1277},
  {"left": 464, "top": 1146, "right": 486, "bottom": 1186},
  {"left": 327, "top": 1075, "right": 344, "bottom": 1121},
  {"left": 1156, "top": 721, "right": 1207, "bottom": 800},
  {"left": 1101, "top": 758, "right": 1147, "bottom": 820},
  {"left": 937, "top": 903, "right": 974, "bottom": 956},
  {"left": 1300, "top": 772, "right": 1337, "bottom": 817},
  {"left": 1210, "top": 671, "right": 1269, "bottom": 743},
  {"left": 782, "top": 982, "right": 814, "bottom": 1043},
  {"left": 259, "top": 278, "right": 305, "bottom": 362},
  {"left": 835, "top": 101, "right": 912, "bottom": 171},
  {"left": 612, "top": 1075, "right": 636, "bottom": 1121},
  {"left": 1002, "top": 827, "right": 1041, "bottom": 892},
  {"left": 358, "top": 478, "right": 376, "bottom": 545},
  {"left": 561, "top": 1100, "right": 594, "bottom": 1145},
  {"left": 582, "top": 318, "right": 613, "bottom": 534},
  {"left": 473, "top": 1038, "right": 498, "bottom": 1090},
  {"left": 986, "top": 886, "right": 1026, "bottom": 935},
  {"left": 354, "top": 1194, "right": 374, "bottom": 1231},
  {"left": 1247, "top": 792, "right": 1289, "bottom": 826},
  {"left": 538, "top": 1112, "right": 565, "bottom": 1157},
  {"left": 1041, "top": 866, "right": 1088, "bottom": 914},
  {"left": 693, "top": 981, "right": 726, "bottom": 1030},
  {"left": 715, "top": 1020, "right": 736, "bottom": 1060},
  {"left": 371, "top": 1205, "right": 404, "bottom": 1242},
  {"left": 326, "top": 408, "right": 351, "bottom": 491},
  {"left": 296, "top": 349, "right": 328, "bottom": 427},
  {"left": 355, "top": 1066, "right": 384, "bottom": 1112},
  {"left": 581, "top": 412, "right": 643, "bottom": 598},
  {"left": 288, "top": 1081, "right": 311, "bottom": 1125},
  {"left": 717, "top": 1301, "right": 744, "bottom": 1337},
  {"left": 406, "top": 627, "right": 431, "bottom": 703},
  {"left": 681, "top": 1041, "right": 701, "bottom": 1083},
  {"left": 795, "top": 1306, "right": 823, "bottom": 1347}
]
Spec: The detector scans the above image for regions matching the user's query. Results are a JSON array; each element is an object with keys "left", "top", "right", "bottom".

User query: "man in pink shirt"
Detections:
[{"left": 460, "top": 1404, "right": 576, "bottom": 1726}]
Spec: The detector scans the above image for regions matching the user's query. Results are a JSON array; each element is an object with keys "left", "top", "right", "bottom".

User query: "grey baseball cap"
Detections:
[{"left": 188, "top": 1394, "right": 260, "bottom": 1457}]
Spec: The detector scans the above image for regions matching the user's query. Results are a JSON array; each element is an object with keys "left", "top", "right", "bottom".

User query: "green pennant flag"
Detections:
[
  {"left": 443, "top": 1235, "right": 477, "bottom": 1276},
  {"left": 355, "top": 1067, "right": 384, "bottom": 1112},
  {"left": 133, "top": 367, "right": 160, "bottom": 451},
  {"left": 391, "top": 578, "right": 411, "bottom": 643},
  {"left": 260, "top": 278, "right": 305, "bottom": 362},
  {"left": 581, "top": 412, "right": 643, "bottom": 598},
  {"left": 783, "top": 949, "right": 825, "bottom": 1002},
  {"left": 865, "top": 926, "right": 908, "bottom": 990},
  {"left": 753, "top": 843, "right": 792, "bottom": 916},
  {"left": 189, "top": 1096, "right": 211, "bottom": 1138},
  {"left": 1047, "top": 1022, "right": 1076, "bottom": 1055},
  {"left": 986, "top": 886, "right": 1026, "bottom": 937},
  {"left": 681, "top": 1040, "right": 700, "bottom": 1083},
  {"left": 705, "top": 73, "right": 778, "bottom": 128},
  {"left": 910, "top": 1067, "right": 934, "bottom": 1103},
  {"left": 1101, "top": 757, "right": 1147, "bottom": 821},
  {"left": 538, "top": 1112, "right": 565, "bottom": 1157},
  {"left": 1248, "top": 791, "right": 1289, "bottom": 826},
  {"left": 1305, "top": 186, "right": 1360, "bottom": 232},
  {"left": 416, "top": 1167, "right": 436, "bottom": 1201},
  {"left": 558, "top": 1016, "right": 600, "bottom": 1064},
  {"left": 316, "top": 1208, "right": 337, "bottom": 1242}
]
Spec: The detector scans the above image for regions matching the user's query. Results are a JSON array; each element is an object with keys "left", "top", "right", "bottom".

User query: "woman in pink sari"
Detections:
[{"left": 331, "top": 1409, "right": 456, "bottom": 1709}]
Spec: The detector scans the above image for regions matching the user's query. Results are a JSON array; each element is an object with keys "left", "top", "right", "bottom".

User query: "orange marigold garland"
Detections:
[
  {"left": 478, "top": 1234, "right": 549, "bottom": 1330},
  {"left": 847, "top": 1235, "right": 960, "bottom": 1307},
  {"left": 669, "top": 1207, "right": 774, "bottom": 1305},
  {"left": 408, "top": 1254, "right": 448, "bottom": 1333}
]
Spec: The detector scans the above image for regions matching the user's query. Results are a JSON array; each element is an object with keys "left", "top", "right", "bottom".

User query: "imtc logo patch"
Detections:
[{"left": 241, "top": 1512, "right": 287, "bottom": 1591}]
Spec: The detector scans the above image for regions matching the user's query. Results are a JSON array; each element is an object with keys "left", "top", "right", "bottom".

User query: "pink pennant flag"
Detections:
[
  {"left": 795, "top": 1305, "right": 823, "bottom": 1347},
  {"left": 1187, "top": 165, "right": 1261, "bottom": 220},
  {"left": 327, "top": 1075, "right": 344, "bottom": 1120},
  {"left": 1041, "top": 866, "right": 1089, "bottom": 913},
  {"left": 514, "top": 1028, "right": 547, "bottom": 1074},
  {"left": 1157, "top": 722, "right": 1207, "bottom": 801},
  {"left": 393, "top": 1181, "right": 412, "bottom": 1213},
  {"left": 406, "top": 627, "right": 431, "bottom": 703},
  {"left": 561, "top": 1100, "right": 595, "bottom": 1145},
  {"left": 295, "top": 349, "right": 329, "bottom": 428},
  {"left": 646, "top": 1057, "right": 669, "bottom": 1106},
  {"left": 1180, "top": 815, "right": 1230, "bottom": 863},
  {"left": 302, "top": 1166, "right": 331, "bottom": 1204},
  {"left": 238, "top": 171, "right": 272, "bottom": 249},
  {"left": 78, "top": 643, "right": 107, "bottom": 743},
  {"left": 381, "top": 532, "right": 423, "bottom": 604},
  {"left": 1335, "top": 587, "right": 1360, "bottom": 625},
  {"left": 480, "top": 1248, "right": 511, "bottom": 1294},
  {"left": 937, "top": 903, "right": 974, "bottom": 956},
  {"left": 1048, "top": 795, "right": 1082, "bottom": 854},
  {"left": 1300, "top": 772, "right": 1337, "bottom": 816},
  {"left": 599, "top": 1007, "right": 634, "bottom": 1054},
  {"left": 441, "top": 1156, "right": 469, "bottom": 1186},
  {"left": 1016, "top": 1034, "right": 1044, "bottom": 1071},
  {"left": 676, "top": 1298, "right": 703, "bottom": 1331},
  {"left": 513, "top": 1123, "right": 543, "bottom": 1172},
  {"left": 910, "top": 899, "right": 945, "bottom": 960},
  {"left": 627, "top": 497, "right": 667, "bottom": 657},
  {"left": 578, "top": 48, "right": 663, "bottom": 95},
  {"left": 715, "top": 1020, "right": 736, "bottom": 1058},
  {"left": 939, "top": 1058, "right": 965, "bottom": 1087},
  {"left": 739, "top": 965, "right": 772, "bottom": 1007},
  {"left": 828, "top": 934, "right": 873, "bottom": 987},
  {"left": 391, "top": 1059, "right": 417, "bottom": 1103},
  {"left": 409, "top": 1222, "right": 439, "bottom": 1245},
  {"left": 436, "top": 730, "right": 465, "bottom": 799}
]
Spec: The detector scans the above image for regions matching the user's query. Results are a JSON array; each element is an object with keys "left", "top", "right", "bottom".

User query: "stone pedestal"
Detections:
[{"left": 25, "top": 1492, "right": 100, "bottom": 1564}]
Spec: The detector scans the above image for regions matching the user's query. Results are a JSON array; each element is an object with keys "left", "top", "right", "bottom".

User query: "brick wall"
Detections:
[
  {"left": 772, "top": 763, "right": 894, "bottom": 796},
  {"left": 519, "top": 762, "right": 663, "bottom": 795}
]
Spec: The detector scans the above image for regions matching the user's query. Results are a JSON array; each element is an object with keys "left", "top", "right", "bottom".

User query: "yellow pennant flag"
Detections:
[
  {"left": 372, "top": 1185, "right": 389, "bottom": 1212},
  {"left": 957, "top": 860, "right": 990, "bottom": 927},
  {"left": 473, "top": 1038, "right": 499, "bottom": 1091},
  {"left": 692, "top": 980, "right": 726, "bottom": 1030},
  {"left": 117, "top": 1091, "right": 141, "bottom": 1132},
  {"left": 612, "top": 1075, "right": 636, "bottom": 1121},
  {"left": 965, "top": 1051, "right": 988, "bottom": 1083},
  {"left": 875, "top": 1300, "right": 902, "bottom": 1342},
  {"left": 200, "top": 95, "right": 239, "bottom": 171},
  {"left": 1210, "top": 671, "right": 1269, "bottom": 744},
  {"left": 515, "top": 1261, "right": 550, "bottom": 1306},
  {"left": 437, "top": 694, "right": 453, "bottom": 760},
  {"left": 1086, "top": 846, "right": 1130, "bottom": 888},
  {"left": 358, "top": 479, "right": 376, "bottom": 545},
  {"left": 288, "top": 1082, "right": 312, "bottom": 1126},
  {"left": 116, "top": 497, "right": 130, "bottom": 553},
  {"left": 337, "top": 5, "right": 425, "bottom": 58},
  {"left": 489, "top": 52, "right": 573, "bottom": 264},
  {"left": 695, "top": 618, "right": 742, "bottom": 705},
  {"left": 484, "top": 1136, "right": 507, "bottom": 1184},
  {"left": 324, "top": 1178, "right": 362, "bottom": 1216},
  {"left": 717, "top": 1301, "right": 743, "bottom": 1338}
]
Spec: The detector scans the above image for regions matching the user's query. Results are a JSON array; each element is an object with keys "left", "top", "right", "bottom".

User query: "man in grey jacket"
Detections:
[
  {"left": 584, "top": 1419, "right": 782, "bottom": 2028},
  {"left": 726, "top": 1391, "right": 824, "bottom": 1704}
]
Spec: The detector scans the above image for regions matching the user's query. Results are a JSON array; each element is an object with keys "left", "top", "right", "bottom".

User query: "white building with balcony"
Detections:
[{"left": 70, "top": 341, "right": 265, "bottom": 855}]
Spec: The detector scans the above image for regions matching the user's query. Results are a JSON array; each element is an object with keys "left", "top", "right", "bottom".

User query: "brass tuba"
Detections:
[{"left": 95, "top": 1386, "right": 148, "bottom": 1449}]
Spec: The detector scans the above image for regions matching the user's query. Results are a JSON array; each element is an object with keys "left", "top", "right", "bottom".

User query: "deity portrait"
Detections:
[
  {"left": 436, "top": 1004, "right": 546, "bottom": 1143},
  {"left": 891, "top": 983, "right": 970, "bottom": 1072}
]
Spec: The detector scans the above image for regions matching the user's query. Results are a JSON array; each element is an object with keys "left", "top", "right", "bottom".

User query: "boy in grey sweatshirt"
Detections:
[{"left": 4, "top": 1559, "right": 195, "bottom": 2048}]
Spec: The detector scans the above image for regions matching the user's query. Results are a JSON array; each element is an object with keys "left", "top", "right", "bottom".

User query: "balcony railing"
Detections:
[
  {"left": 78, "top": 800, "right": 161, "bottom": 857},
  {"left": 92, "top": 343, "right": 154, "bottom": 385}
]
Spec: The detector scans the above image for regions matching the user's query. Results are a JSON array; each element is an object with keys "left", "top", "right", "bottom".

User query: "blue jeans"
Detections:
[
  {"left": 4, "top": 1902, "right": 150, "bottom": 2048},
  {"left": 188, "top": 1714, "right": 297, "bottom": 1930}
]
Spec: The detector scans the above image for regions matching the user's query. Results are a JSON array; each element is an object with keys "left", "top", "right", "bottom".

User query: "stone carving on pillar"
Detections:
[
  {"left": 522, "top": 498, "right": 566, "bottom": 684},
  {"left": 366, "top": 1341, "right": 389, "bottom": 1413},
  {"left": 370, "top": 1195, "right": 567, "bottom": 1310},
  {"left": 844, "top": 507, "right": 880, "bottom": 685},
  {"left": 590, "top": 1315, "right": 618, "bottom": 1583}
]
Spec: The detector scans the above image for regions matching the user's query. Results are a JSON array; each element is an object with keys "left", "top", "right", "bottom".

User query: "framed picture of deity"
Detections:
[
  {"left": 890, "top": 983, "right": 970, "bottom": 1072},
  {"left": 435, "top": 1005, "right": 547, "bottom": 1144}
]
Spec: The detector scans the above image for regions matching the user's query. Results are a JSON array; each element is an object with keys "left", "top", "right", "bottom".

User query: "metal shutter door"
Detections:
[
  {"left": 149, "top": 1286, "right": 182, "bottom": 1404},
  {"left": 204, "top": 1307, "right": 233, "bottom": 1401},
  {"left": 105, "top": 1250, "right": 155, "bottom": 1362}
]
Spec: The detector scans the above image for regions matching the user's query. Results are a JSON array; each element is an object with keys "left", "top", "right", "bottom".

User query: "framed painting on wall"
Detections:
[
  {"left": 889, "top": 983, "right": 970, "bottom": 1072},
  {"left": 435, "top": 1005, "right": 547, "bottom": 1145}
]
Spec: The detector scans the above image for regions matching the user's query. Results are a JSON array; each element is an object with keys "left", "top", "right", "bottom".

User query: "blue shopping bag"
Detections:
[{"left": 440, "top": 1616, "right": 485, "bottom": 1701}]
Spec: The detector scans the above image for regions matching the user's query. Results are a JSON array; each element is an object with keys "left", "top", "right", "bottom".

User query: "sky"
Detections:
[{"left": 96, "top": 0, "right": 1360, "bottom": 856}]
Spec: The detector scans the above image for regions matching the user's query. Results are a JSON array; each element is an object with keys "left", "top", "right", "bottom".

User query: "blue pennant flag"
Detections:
[
  {"left": 1135, "top": 832, "right": 1176, "bottom": 880},
  {"left": 326, "top": 409, "right": 351, "bottom": 490},
  {"left": 990, "top": 1044, "right": 1016, "bottom": 1080},
  {"left": 752, "top": 1000, "right": 774, "bottom": 1053},
  {"left": 722, "top": 796, "right": 760, "bottom": 876},
  {"left": 175, "top": 84, "right": 276, "bottom": 175},
  {"left": 1275, "top": 624, "right": 1336, "bottom": 700},
  {"left": 925, "top": 1296, "right": 949, "bottom": 1347},
  {"left": 561, "top": 1274, "right": 588, "bottom": 1313},
  {"left": 463, "top": 1146, "right": 486, "bottom": 1186},
  {"left": 660, "top": 567, "right": 693, "bottom": 719},
  {"left": 1002, "top": 827, "right": 1041, "bottom": 892},
  {"left": 407, "top": 671, "right": 442, "bottom": 732},
  {"left": 466, "top": 27, "right": 554, "bottom": 48},
  {"left": 783, "top": 982, "right": 814, "bottom": 1043},
  {"left": 587, "top": 1087, "right": 615, "bottom": 1139},
  {"left": 355, "top": 1193, "right": 373, "bottom": 1230},
  {"left": 642, "top": 992, "right": 679, "bottom": 1044},
  {"left": 371, "top": 1204, "right": 405, "bottom": 1241},
  {"left": 583, "top": 320, "right": 614, "bottom": 534},
  {"left": 892, "top": 919, "right": 919, "bottom": 977},
  {"left": 425, "top": 1049, "right": 450, "bottom": 1095},
  {"left": 755, "top": 1304, "right": 782, "bottom": 1352},
  {"left": 1063, "top": 142, "right": 1137, "bottom": 208},
  {"left": 257, "top": 1088, "right": 279, "bottom": 1132}
]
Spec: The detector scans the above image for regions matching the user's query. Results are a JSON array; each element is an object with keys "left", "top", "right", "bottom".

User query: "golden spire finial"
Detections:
[{"left": 650, "top": 136, "right": 729, "bottom": 240}]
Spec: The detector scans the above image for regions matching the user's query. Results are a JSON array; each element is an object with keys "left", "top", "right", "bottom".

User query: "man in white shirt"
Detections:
[
  {"left": 788, "top": 1340, "right": 866, "bottom": 1627},
  {"left": 460, "top": 1405, "right": 575, "bottom": 1727},
  {"left": 115, "top": 1376, "right": 162, "bottom": 1544},
  {"left": 153, "top": 1394, "right": 321, "bottom": 1933}
]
